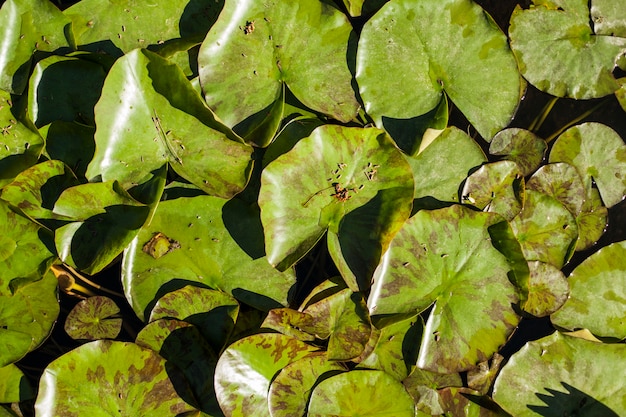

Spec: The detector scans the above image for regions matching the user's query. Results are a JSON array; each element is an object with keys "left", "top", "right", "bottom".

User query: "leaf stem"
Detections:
[
  {"left": 529, "top": 96, "right": 559, "bottom": 132},
  {"left": 544, "top": 99, "right": 609, "bottom": 144},
  {"left": 51, "top": 264, "right": 125, "bottom": 299}
]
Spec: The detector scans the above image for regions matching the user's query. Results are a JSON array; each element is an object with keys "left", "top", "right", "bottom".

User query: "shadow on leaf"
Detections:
[{"left": 528, "top": 382, "right": 619, "bottom": 417}]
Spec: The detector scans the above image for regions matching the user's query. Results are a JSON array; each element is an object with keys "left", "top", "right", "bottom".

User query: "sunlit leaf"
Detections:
[
  {"left": 64, "top": 295, "right": 121, "bottom": 340},
  {"left": 368, "top": 204, "right": 523, "bottom": 373},
  {"left": 308, "top": 370, "right": 416, "bottom": 416},
  {"left": 0, "top": 364, "right": 33, "bottom": 403},
  {"left": 523, "top": 261, "right": 569, "bottom": 318},
  {"left": 551, "top": 240, "right": 626, "bottom": 339},
  {"left": 198, "top": 0, "right": 359, "bottom": 129},
  {"left": 489, "top": 128, "right": 546, "bottom": 176},
  {"left": 438, "top": 387, "right": 508, "bottom": 416},
  {"left": 526, "top": 162, "right": 585, "bottom": 215},
  {"left": 214, "top": 333, "right": 317, "bottom": 417},
  {"left": 149, "top": 285, "right": 239, "bottom": 353},
  {"left": 549, "top": 122, "right": 626, "bottom": 208},
  {"left": 575, "top": 187, "right": 608, "bottom": 251},
  {"left": 86, "top": 48, "right": 252, "bottom": 199},
  {"left": 493, "top": 332, "right": 626, "bottom": 416},
  {"left": 403, "top": 367, "right": 462, "bottom": 415},
  {"left": 509, "top": 0, "right": 626, "bottom": 98},
  {"left": 259, "top": 124, "right": 413, "bottom": 290},
  {"left": 35, "top": 340, "right": 196, "bottom": 416},
  {"left": 123, "top": 195, "right": 295, "bottom": 320},
  {"left": 357, "top": 0, "right": 521, "bottom": 139}
]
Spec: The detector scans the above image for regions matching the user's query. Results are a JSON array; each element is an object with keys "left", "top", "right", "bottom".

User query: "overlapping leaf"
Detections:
[
  {"left": 259, "top": 124, "right": 414, "bottom": 290},
  {"left": 493, "top": 332, "right": 626, "bottom": 416},
  {"left": 509, "top": 0, "right": 626, "bottom": 98},
  {"left": 489, "top": 128, "right": 546, "bottom": 176},
  {"left": 357, "top": 0, "right": 521, "bottom": 139},
  {"left": 0, "top": 364, "right": 33, "bottom": 403},
  {"left": 35, "top": 340, "right": 196, "bottom": 416},
  {"left": 86, "top": 48, "right": 253, "bottom": 199},
  {"left": 368, "top": 204, "right": 524, "bottom": 373},
  {"left": 122, "top": 195, "right": 295, "bottom": 320},
  {"left": 198, "top": 0, "right": 359, "bottom": 129}
]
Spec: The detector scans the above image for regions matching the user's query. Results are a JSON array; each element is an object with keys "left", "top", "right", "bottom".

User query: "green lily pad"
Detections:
[
  {"left": 86, "top": 48, "right": 253, "bottom": 199},
  {"left": 509, "top": 0, "right": 626, "bottom": 99},
  {"left": 64, "top": 0, "right": 220, "bottom": 56},
  {"left": 356, "top": 0, "right": 521, "bottom": 139},
  {"left": 549, "top": 122, "right": 626, "bottom": 208},
  {"left": 526, "top": 163, "right": 585, "bottom": 215},
  {"left": 198, "top": 0, "right": 359, "bottom": 128},
  {"left": 0, "top": 364, "right": 33, "bottom": 403},
  {"left": 122, "top": 195, "right": 295, "bottom": 321},
  {"left": 617, "top": 77, "right": 626, "bottom": 112},
  {"left": 0, "top": 160, "right": 79, "bottom": 221},
  {"left": 575, "top": 187, "right": 609, "bottom": 251},
  {"left": 262, "top": 308, "right": 318, "bottom": 342},
  {"left": 64, "top": 295, "right": 121, "bottom": 340},
  {"left": 136, "top": 318, "right": 220, "bottom": 415},
  {"left": 214, "top": 333, "right": 317, "bottom": 417},
  {"left": 0, "top": 90, "right": 44, "bottom": 187},
  {"left": 523, "top": 261, "right": 569, "bottom": 318},
  {"left": 53, "top": 179, "right": 158, "bottom": 274},
  {"left": 493, "top": 332, "right": 626, "bottom": 416},
  {"left": 267, "top": 353, "right": 344, "bottom": 417},
  {"left": 438, "top": 387, "right": 507, "bottom": 416},
  {"left": 0, "top": 0, "right": 71, "bottom": 94},
  {"left": 149, "top": 285, "right": 239, "bottom": 353},
  {"left": 403, "top": 367, "right": 463, "bottom": 415},
  {"left": 489, "top": 128, "right": 546, "bottom": 176},
  {"left": 259, "top": 125, "right": 414, "bottom": 283},
  {"left": 308, "top": 370, "right": 415, "bottom": 416},
  {"left": 368, "top": 204, "right": 523, "bottom": 373},
  {"left": 409, "top": 127, "right": 487, "bottom": 205},
  {"left": 592, "top": 0, "right": 626, "bottom": 37},
  {"left": 551, "top": 240, "right": 626, "bottom": 339},
  {"left": 35, "top": 340, "right": 196, "bottom": 416},
  {"left": 0, "top": 269, "right": 59, "bottom": 368},
  {"left": 467, "top": 354, "right": 504, "bottom": 395},
  {"left": 40, "top": 121, "right": 95, "bottom": 180},
  {"left": 356, "top": 313, "right": 422, "bottom": 380},
  {"left": 461, "top": 160, "right": 524, "bottom": 221},
  {"left": 510, "top": 190, "right": 578, "bottom": 269},
  {"left": 27, "top": 54, "right": 107, "bottom": 128}
]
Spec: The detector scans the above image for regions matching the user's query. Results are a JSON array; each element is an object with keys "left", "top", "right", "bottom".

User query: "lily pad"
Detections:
[
  {"left": 461, "top": 160, "right": 524, "bottom": 221},
  {"left": 510, "top": 189, "right": 578, "bottom": 269},
  {"left": 259, "top": 124, "right": 414, "bottom": 285},
  {"left": 0, "top": 90, "right": 44, "bottom": 187},
  {"left": 493, "top": 332, "right": 626, "bottom": 416},
  {"left": 0, "top": 159, "right": 79, "bottom": 221},
  {"left": 198, "top": 0, "right": 359, "bottom": 128},
  {"left": 0, "top": 364, "right": 33, "bottom": 403},
  {"left": 86, "top": 48, "right": 253, "bottom": 199},
  {"left": 27, "top": 54, "right": 107, "bottom": 128},
  {"left": 551, "top": 240, "right": 626, "bottom": 339},
  {"left": 591, "top": 0, "right": 626, "bottom": 37},
  {"left": 523, "top": 261, "right": 569, "bottom": 318},
  {"left": 149, "top": 285, "right": 239, "bottom": 353},
  {"left": 64, "top": 295, "right": 121, "bottom": 340},
  {"left": 136, "top": 318, "right": 220, "bottom": 415},
  {"left": 617, "top": 77, "right": 626, "bottom": 112},
  {"left": 403, "top": 367, "right": 463, "bottom": 415},
  {"left": 40, "top": 121, "right": 96, "bottom": 180},
  {"left": 438, "top": 387, "right": 507, "bottom": 416},
  {"left": 214, "top": 333, "right": 317, "bottom": 417},
  {"left": 122, "top": 195, "right": 295, "bottom": 320},
  {"left": 489, "top": 128, "right": 546, "bottom": 176},
  {"left": 575, "top": 187, "right": 609, "bottom": 251},
  {"left": 35, "top": 340, "right": 196, "bottom": 416},
  {"left": 0, "top": 269, "right": 59, "bottom": 368},
  {"left": 549, "top": 122, "right": 626, "bottom": 208},
  {"left": 368, "top": 204, "right": 523, "bottom": 373},
  {"left": 0, "top": 0, "right": 71, "bottom": 94},
  {"left": 526, "top": 163, "right": 585, "bottom": 215},
  {"left": 308, "top": 370, "right": 415, "bottom": 417},
  {"left": 409, "top": 127, "right": 487, "bottom": 204},
  {"left": 356, "top": 0, "right": 521, "bottom": 139},
  {"left": 509, "top": 0, "right": 626, "bottom": 99},
  {"left": 267, "top": 353, "right": 344, "bottom": 417}
]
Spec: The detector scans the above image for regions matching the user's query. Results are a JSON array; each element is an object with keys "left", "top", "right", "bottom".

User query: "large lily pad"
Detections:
[
  {"left": 85, "top": 48, "right": 253, "bottom": 199},
  {"left": 0, "top": 0, "right": 71, "bottom": 94},
  {"left": 214, "top": 333, "right": 317, "bottom": 417},
  {"left": 64, "top": 295, "right": 122, "bottom": 340},
  {"left": 308, "top": 370, "right": 416, "bottom": 417},
  {"left": 198, "top": 0, "right": 359, "bottom": 128},
  {"left": 493, "top": 332, "right": 626, "bottom": 416},
  {"left": 368, "top": 204, "right": 523, "bottom": 373},
  {"left": 509, "top": 0, "right": 626, "bottom": 98},
  {"left": 0, "top": 90, "right": 44, "bottom": 187},
  {"left": 549, "top": 122, "right": 626, "bottom": 208},
  {"left": 259, "top": 124, "right": 414, "bottom": 286},
  {"left": 0, "top": 269, "right": 59, "bottom": 368},
  {"left": 35, "top": 340, "right": 196, "bottom": 416},
  {"left": 122, "top": 195, "right": 295, "bottom": 320},
  {"left": 356, "top": 0, "right": 521, "bottom": 139},
  {"left": 551, "top": 240, "right": 626, "bottom": 339}
]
